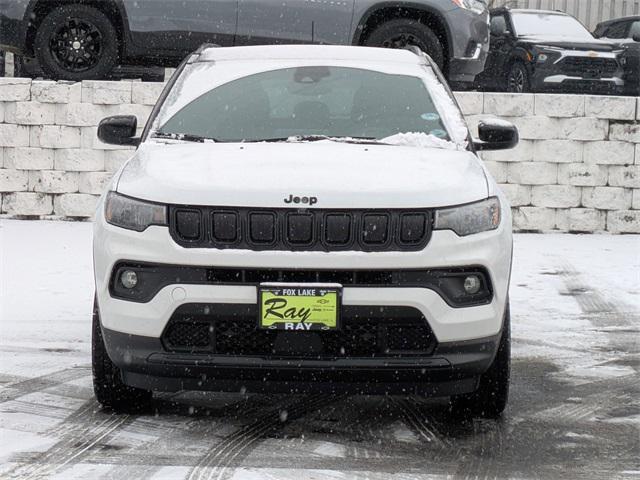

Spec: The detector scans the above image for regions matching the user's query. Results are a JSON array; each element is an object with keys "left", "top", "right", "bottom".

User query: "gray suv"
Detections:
[{"left": 0, "top": 0, "right": 489, "bottom": 83}]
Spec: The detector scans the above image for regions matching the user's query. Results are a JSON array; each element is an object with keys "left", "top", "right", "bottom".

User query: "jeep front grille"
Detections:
[{"left": 169, "top": 206, "right": 432, "bottom": 252}]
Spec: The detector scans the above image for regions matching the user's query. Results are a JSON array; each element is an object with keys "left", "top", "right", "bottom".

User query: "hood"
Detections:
[
  {"left": 116, "top": 141, "right": 488, "bottom": 209},
  {"left": 518, "top": 35, "right": 616, "bottom": 51}
]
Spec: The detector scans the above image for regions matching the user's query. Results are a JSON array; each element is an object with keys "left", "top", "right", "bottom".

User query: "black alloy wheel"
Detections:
[
  {"left": 506, "top": 62, "right": 530, "bottom": 93},
  {"left": 50, "top": 18, "right": 104, "bottom": 73},
  {"left": 34, "top": 5, "right": 118, "bottom": 81}
]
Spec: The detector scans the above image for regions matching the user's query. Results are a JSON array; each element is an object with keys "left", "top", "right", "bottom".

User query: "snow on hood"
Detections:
[
  {"left": 518, "top": 35, "right": 616, "bottom": 50},
  {"left": 117, "top": 142, "right": 488, "bottom": 209}
]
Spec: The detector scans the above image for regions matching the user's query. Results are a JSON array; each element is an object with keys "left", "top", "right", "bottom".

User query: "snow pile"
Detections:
[{"left": 381, "top": 132, "right": 461, "bottom": 150}]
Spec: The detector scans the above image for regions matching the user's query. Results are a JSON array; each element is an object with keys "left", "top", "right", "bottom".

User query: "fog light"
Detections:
[
  {"left": 463, "top": 275, "right": 481, "bottom": 295},
  {"left": 121, "top": 270, "right": 138, "bottom": 289}
]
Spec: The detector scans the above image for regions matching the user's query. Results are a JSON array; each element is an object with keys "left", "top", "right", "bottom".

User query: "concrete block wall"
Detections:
[
  {"left": 0, "top": 78, "right": 638, "bottom": 233},
  {"left": 458, "top": 92, "right": 640, "bottom": 233},
  {"left": 0, "top": 78, "right": 156, "bottom": 219}
]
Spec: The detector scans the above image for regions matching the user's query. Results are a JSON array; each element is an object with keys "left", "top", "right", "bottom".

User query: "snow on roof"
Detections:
[
  {"left": 510, "top": 9, "right": 569, "bottom": 16},
  {"left": 196, "top": 45, "right": 425, "bottom": 65}
]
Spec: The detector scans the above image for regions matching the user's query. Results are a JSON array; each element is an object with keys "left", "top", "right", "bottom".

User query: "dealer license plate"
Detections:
[{"left": 258, "top": 284, "right": 341, "bottom": 331}]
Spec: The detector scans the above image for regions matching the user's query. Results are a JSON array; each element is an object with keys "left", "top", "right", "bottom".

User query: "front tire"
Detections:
[
  {"left": 34, "top": 5, "right": 118, "bottom": 81},
  {"left": 92, "top": 297, "right": 152, "bottom": 412},
  {"left": 450, "top": 303, "right": 511, "bottom": 419},
  {"left": 506, "top": 62, "right": 530, "bottom": 93},
  {"left": 364, "top": 19, "right": 445, "bottom": 71}
]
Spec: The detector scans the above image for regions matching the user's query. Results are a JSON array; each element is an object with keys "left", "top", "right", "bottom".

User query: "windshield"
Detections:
[
  {"left": 157, "top": 66, "right": 450, "bottom": 143},
  {"left": 511, "top": 12, "right": 594, "bottom": 39}
]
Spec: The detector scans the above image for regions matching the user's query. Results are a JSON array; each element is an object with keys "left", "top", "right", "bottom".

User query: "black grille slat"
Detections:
[
  {"left": 324, "top": 213, "right": 352, "bottom": 246},
  {"left": 286, "top": 213, "right": 314, "bottom": 245},
  {"left": 161, "top": 305, "right": 436, "bottom": 358},
  {"left": 400, "top": 213, "right": 427, "bottom": 245},
  {"left": 170, "top": 206, "right": 432, "bottom": 252},
  {"left": 212, "top": 211, "right": 239, "bottom": 243},
  {"left": 362, "top": 214, "right": 390, "bottom": 245},
  {"left": 175, "top": 209, "right": 202, "bottom": 241},
  {"left": 249, "top": 212, "right": 276, "bottom": 244}
]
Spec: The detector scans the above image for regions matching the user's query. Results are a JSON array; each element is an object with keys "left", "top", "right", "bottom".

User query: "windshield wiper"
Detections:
[
  {"left": 249, "top": 135, "right": 388, "bottom": 145},
  {"left": 152, "top": 132, "right": 219, "bottom": 143}
]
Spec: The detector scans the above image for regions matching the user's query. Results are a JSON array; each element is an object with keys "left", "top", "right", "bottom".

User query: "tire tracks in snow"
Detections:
[
  {"left": 5, "top": 398, "right": 134, "bottom": 480},
  {"left": 391, "top": 397, "right": 450, "bottom": 450},
  {"left": 94, "top": 394, "right": 281, "bottom": 479},
  {"left": 452, "top": 418, "right": 506, "bottom": 480},
  {"left": 558, "top": 260, "right": 637, "bottom": 329},
  {"left": 187, "top": 393, "right": 345, "bottom": 480},
  {"left": 0, "top": 366, "right": 90, "bottom": 403},
  {"left": 532, "top": 374, "right": 639, "bottom": 423}
]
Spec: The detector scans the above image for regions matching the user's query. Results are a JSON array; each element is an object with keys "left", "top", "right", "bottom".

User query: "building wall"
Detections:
[
  {"left": 491, "top": 0, "right": 640, "bottom": 29},
  {"left": 0, "top": 78, "right": 639, "bottom": 233}
]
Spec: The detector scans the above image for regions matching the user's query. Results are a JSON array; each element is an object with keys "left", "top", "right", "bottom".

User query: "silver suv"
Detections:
[{"left": 0, "top": 0, "right": 489, "bottom": 83}]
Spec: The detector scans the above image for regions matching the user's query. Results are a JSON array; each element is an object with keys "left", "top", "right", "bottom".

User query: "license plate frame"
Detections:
[{"left": 258, "top": 283, "right": 342, "bottom": 331}]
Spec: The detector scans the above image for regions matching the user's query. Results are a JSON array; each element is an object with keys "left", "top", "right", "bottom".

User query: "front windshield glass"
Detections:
[
  {"left": 511, "top": 12, "right": 594, "bottom": 39},
  {"left": 157, "top": 66, "right": 450, "bottom": 143}
]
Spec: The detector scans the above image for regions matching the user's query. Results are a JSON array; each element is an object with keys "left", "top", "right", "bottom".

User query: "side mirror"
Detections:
[
  {"left": 633, "top": 33, "right": 640, "bottom": 42},
  {"left": 98, "top": 115, "right": 140, "bottom": 146},
  {"left": 474, "top": 120, "right": 519, "bottom": 151}
]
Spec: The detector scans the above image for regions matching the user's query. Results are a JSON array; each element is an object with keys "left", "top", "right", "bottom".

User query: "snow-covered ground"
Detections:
[{"left": 0, "top": 219, "right": 638, "bottom": 479}]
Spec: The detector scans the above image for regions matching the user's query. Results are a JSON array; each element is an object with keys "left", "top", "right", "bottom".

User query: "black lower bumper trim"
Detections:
[
  {"left": 449, "top": 56, "right": 487, "bottom": 82},
  {"left": 102, "top": 327, "right": 499, "bottom": 396}
]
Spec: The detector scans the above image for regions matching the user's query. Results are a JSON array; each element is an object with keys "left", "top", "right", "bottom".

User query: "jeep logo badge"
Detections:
[{"left": 284, "top": 194, "right": 318, "bottom": 206}]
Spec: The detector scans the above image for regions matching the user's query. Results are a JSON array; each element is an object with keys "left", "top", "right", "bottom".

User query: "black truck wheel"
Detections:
[
  {"left": 34, "top": 4, "right": 118, "bottom": 81},
  {"left": 506, "top": 62, "right": 530, "bottom": 93},
  {"left": 364, "top": 19, "right": 445, "bottom": 70},
  {"left": 92, "top": 297, "right": 152, "bottom": 413},
  {"left": 450, "top": 304, "right": 511, "bottom": 419}
]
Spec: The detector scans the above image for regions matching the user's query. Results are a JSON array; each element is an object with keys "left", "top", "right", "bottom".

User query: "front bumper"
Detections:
[
  {"left": 446, "top": 7, "right": 490, "bottom": 83},
  {"left": 533, "top": 74, "right": 624, "bottom": 94},
  {"left": 102, "top": 326, "right": 499, "bottom": 395},
  {"left": 528, "top": 53, "right": 625, "bottom": 94}
]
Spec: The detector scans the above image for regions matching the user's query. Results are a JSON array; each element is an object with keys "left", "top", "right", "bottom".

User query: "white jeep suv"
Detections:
[{"left": 92, "top": 45, "right": 518, "bottom": 418}]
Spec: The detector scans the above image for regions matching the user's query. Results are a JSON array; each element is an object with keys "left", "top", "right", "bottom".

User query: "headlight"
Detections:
[
  {"left": 434, "top": 197, "right": 501, "bottom": 236},
  {"left": 105, "top": 192, "right": 167, "bottom": 232},
  {"left": 451, "top": 0, "right": 487, "bottom": 12}
]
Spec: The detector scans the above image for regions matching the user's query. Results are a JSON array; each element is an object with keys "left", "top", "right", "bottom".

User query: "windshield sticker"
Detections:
[
  {"left": 430, "top": 129, "right": 448, "bottom": 138},
  {"left": 421, "top": 113, "right": 440, "bottom": 122}
]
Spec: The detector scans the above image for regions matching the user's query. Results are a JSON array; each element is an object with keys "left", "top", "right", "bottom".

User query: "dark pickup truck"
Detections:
[
  {"left": 1, "top": 0, "right": 490, "bottom": 83},
  {"left": 593, "top": 16, "right": 640, "bottom": 96}
]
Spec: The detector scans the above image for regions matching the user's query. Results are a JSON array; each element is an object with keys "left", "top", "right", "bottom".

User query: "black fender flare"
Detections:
[{"left": 506, "top": 47, "right": 533, "bottom": 78}]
